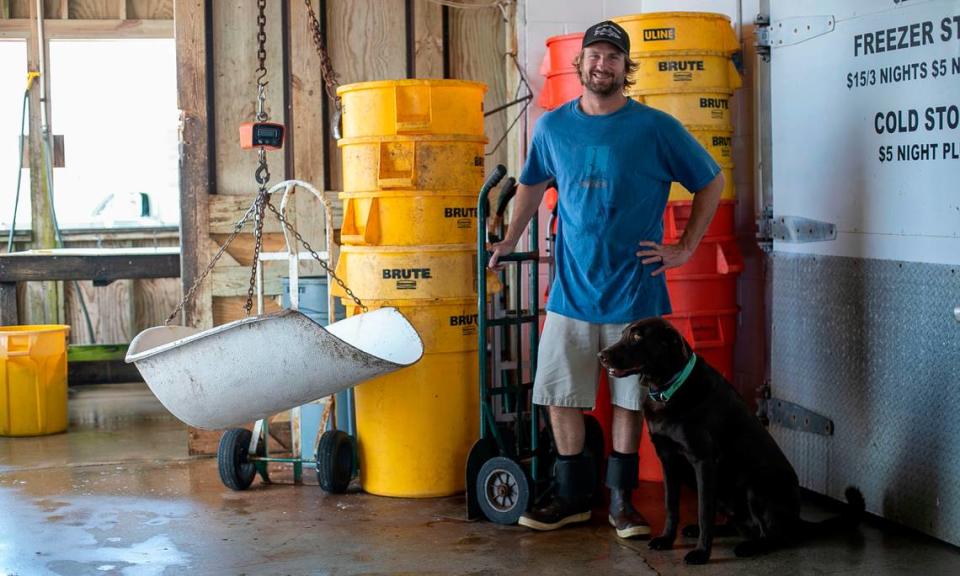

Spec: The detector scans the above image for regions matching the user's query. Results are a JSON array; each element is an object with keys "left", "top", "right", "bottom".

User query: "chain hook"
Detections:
[
  {"left": 255, "top": 147, "right": 270, "bottom": 185},
  {"left": 256, "top": 82, "right": 269, "bottom": 122}
]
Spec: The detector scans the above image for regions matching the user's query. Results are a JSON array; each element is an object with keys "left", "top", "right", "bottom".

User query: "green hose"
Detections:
[
  {"left": 5, "top": 90, "right": 28, "bottom": 253},
  {"left": 6, "top": 87, "right": 95, "bottom": 343}
]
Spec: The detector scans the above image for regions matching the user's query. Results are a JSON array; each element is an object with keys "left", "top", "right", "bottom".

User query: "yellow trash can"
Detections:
[
  {"left": 340, "top": 191, "right": 480, "bottom": 246},
  {"left": 613, "top": 12, "right": 740, "bottom": 55},
  {"left": 337, "top": 79, "right": 487, "bottom": 138},
  {"left": 343, "top": 301, "right": 479, "bottom": 497},
  {"left": 0, "top": 325, "right": 70, "bottom": 436},
  {"left": 338, "top": 134, "right": 486, "bottom": 193}
]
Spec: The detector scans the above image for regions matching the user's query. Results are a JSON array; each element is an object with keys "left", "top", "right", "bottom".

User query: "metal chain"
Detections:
[
  {"left": 265, "top": 200, "right": 367, "bottom": 312},
  {"left": 255, "top": 0, "right": 268, "bottom": 88},
  {"left": 304, "top": 0, "right": 341, "bottom": 107},
  {"left": 165, "top": 200, "right": 260, "bottom": 325},
  {"left": 244, "top": 187, "right": 270, "bottom": 316}
]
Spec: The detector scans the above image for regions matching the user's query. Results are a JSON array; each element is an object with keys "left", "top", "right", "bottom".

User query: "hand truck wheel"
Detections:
[{"left": 476, "top": 456, "right": 530, "bottom": 525}]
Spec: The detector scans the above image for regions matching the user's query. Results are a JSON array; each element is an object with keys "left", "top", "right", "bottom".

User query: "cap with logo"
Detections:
[{"left": 581, "top": 20, "right": 630, "bottom": 54}]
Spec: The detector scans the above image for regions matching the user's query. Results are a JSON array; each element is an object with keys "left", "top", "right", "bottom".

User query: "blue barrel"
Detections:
[
  {"left": 281, "top": 276, "right": 353, "bottom": 439},
  {"left": 281, "top": 276, "right": 346, "bottom": 325}
]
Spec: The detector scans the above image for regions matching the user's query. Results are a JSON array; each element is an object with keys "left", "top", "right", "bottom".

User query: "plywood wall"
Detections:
[{"left": 449, "top": 6, "right": 508, "bottom": 176}]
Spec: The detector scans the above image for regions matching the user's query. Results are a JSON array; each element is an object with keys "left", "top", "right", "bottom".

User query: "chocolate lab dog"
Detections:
[{"left": 598, "top": 317, "right": 864, "bottom": 564}]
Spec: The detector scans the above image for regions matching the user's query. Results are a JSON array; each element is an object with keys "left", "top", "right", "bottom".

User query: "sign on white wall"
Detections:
[{"left": 771, "top": 0, "right": 960, "bottom": 264}]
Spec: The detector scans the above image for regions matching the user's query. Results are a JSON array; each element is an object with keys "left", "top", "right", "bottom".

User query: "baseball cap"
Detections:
[{"left": 582, "top": 20, "right": 630, "bottom": 54}]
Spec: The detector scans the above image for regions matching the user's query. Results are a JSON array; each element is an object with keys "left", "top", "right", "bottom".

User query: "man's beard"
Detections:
[{"left": 581, "top": 69, "right": 624, "bottom": 97}]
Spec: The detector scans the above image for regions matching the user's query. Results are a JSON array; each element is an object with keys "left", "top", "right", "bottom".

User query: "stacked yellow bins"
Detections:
[
  {"left": 1, "top": 325, "right": 70, "bottom": 436},
  {"left": 333, "top": 79, "right": 488, "bottom": 497}
]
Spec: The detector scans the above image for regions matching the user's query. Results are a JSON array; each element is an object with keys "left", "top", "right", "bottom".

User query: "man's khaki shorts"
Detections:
[{"left": 533, "top": 311, "right": 646, "bottom": 411}]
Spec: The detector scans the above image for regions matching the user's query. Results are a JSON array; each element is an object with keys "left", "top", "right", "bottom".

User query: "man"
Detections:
[{"left": 488, "top": 20, "right": 724, "bottom": 537}]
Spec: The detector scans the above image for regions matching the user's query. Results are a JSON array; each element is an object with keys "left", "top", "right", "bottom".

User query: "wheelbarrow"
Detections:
[{"left": 126, "top": 180, "right": 423, "bottom": 492}]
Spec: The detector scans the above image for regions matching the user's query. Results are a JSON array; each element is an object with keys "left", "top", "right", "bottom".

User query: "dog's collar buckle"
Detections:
[{"left": 648, "top": 353, "right": 697, "bottom": 404}]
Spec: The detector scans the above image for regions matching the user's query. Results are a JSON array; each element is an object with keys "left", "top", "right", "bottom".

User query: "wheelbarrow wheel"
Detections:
[
  {"left": 218, "top": 427, "right": 257, "bottom": 491},
  {"left": 316, "top": 430, "right": 355, "bottom": 493},
  {"left": 477, "top": 456, "right": 530, "bottom": 525}
]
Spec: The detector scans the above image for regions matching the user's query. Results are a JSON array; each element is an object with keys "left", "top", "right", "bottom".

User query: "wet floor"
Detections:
[{"left": 1, "top": 383, "right": 958, "bottom": 575}]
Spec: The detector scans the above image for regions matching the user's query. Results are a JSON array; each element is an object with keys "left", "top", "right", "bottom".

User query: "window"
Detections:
[
  {"left": 48, "top": 39, "right": 179, "bottom": 228},
  {"left": 0, "top": 40, "right": 29, "bottom": 233}
]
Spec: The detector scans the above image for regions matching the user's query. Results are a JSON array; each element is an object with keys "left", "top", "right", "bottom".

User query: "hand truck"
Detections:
[{"left": 466, "top": 166, "right": 605, "bottom": 524}]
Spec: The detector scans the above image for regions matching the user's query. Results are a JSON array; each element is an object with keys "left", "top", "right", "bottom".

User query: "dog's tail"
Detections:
[{"left": 796, "top": 486, "right": 865, "bottom": 539}]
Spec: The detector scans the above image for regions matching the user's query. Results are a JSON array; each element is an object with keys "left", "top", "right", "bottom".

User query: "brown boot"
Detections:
[
  {"left": 609, "top": 487, "right": 651, "bottom": 538},
  {"left": 606, "top": 451, "right": 651, "bottom": 538},
  {"left": 519, "top": 454, "right": 593, "bottom": 531}
]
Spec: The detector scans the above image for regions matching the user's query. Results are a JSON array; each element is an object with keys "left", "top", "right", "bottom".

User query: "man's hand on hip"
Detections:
[{"left": 637, "top": 240, "right": 692, "bottom": 277}]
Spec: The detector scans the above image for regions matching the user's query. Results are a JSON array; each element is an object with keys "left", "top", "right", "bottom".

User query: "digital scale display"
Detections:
[{"left": 239, "top": 122, "right": 285, "bottom": 150}]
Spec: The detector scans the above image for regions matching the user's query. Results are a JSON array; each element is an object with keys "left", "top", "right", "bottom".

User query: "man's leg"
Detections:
[
  {"left": 550, "top": 405, "right": 585, "bottom": 455},
  {"left": 603, "top": 323, "right": 651, "bottom": 538},
  {"left": 518, "top": 313, "right": 597, "bottom": 531},
  {"left": 611, "top": 405, "right": 641, "bottom": 454}
]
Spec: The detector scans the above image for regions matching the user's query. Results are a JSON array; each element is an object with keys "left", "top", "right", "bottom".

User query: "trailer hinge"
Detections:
[
  {"left": 757, "top": 382, "right": 834, "bottom": 436},
  {"left": 756, "top": 14, "right": 836, "bottom": 60},
  {"left": 772, "top": 215, "right": 837, "bottom": 244},
  {"left": 755, "top": 14, "right": 771, "bottom": 61},
  {"left": 756, "top": 205, "right": 774, "bottom": 253}
]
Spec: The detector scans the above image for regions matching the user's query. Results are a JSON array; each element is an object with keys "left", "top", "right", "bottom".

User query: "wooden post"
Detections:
[
  {"left": 175, "top": 0, "right": 213, "bottom": 330},
  {"left": 0, "top": 283, "right": 16, "bottom": 326},
  {"left": 27, "top": 0, "right": 60, "bottom": 325}
]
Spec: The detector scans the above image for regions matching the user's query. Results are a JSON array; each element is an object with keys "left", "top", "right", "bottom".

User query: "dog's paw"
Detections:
[
  {"left": 684, "top": 549, "right": 711, "bottom": 565},
  {"left": 681, "top": 524, "right": 700, "bottom": 538},
  {"left": 648, "top": 536, "right": 675, "bottom": 551}
]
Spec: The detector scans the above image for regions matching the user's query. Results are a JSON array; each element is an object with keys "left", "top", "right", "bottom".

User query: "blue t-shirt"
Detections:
[{"left": 520, "top": 98, "right": 720, "bottom": 323}]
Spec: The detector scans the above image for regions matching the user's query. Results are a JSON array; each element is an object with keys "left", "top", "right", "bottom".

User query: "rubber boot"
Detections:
[
  {"left": 607, "top": 451, "right": 651, "bottom": 538},
  {"left": 518, "top": 454, "right": 593, "bottom": 531}
]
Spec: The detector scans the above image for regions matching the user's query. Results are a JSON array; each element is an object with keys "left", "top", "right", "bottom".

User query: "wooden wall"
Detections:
[{"left": 176, "top": 0, "right": 510, "bottom": 454}]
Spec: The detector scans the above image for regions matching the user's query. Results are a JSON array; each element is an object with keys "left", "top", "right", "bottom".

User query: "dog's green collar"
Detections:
[{"left": 648, "top": 353, "right": 697, "bottom": 403}]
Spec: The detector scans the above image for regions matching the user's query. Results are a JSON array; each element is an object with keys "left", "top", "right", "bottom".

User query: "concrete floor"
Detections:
[{"left": 1, "top": 384, "right": 959, "bottom": 576}]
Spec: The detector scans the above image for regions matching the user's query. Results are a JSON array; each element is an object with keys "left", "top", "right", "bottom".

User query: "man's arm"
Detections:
[
  {"left": 487, "top": 180, "right": 551, "bottom": 270},
  {"left": 637, "top": 171, "right": 725, "bottom": 276}
]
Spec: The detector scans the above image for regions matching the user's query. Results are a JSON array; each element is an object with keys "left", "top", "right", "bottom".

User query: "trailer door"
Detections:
[{"left": 761, "top": 0, "right": 960, "bottom": 545}]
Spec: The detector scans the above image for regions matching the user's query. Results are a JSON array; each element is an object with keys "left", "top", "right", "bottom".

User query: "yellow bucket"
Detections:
[
  {"left": 634, "top": 92, "right": 733, "bottom": 128},
  {"left": 354, "top": 348, "right": 479, "bottom": 497},
  {"left": 613, "top": 12, "right": 740, "bottom": 55},
  {"left": 342, "top": 298, "right": 479, "bottom": 353},
  {"left": 332, "top": 244, "right": 499, "bottom": 301},
  {"left": 689, "top": 128, "right": 734, "bottom": 167},
  {"left": 337, "top": 79, "right": 487, "bottom": 138},
  {"left": 632, "top": 54, "right": 741, "bottom": 95},
  {"left": 340, "top": 191, "right": 479, "bottom": 246},
  {"left": 1, "top": 325, "right": 70, "bottom": 437},
  {"left": 338, "top": 135, "right": 486, "bottom": 193},
  {"left": 669, "top": 167, "right": 735, "bottom": 201}
]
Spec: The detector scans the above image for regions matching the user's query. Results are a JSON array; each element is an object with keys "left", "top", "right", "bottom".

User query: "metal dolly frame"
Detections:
[
  {"left": 215, "top": 179, "right": 358, "bottom": 494},
  {"left": 465, "top": 166, "right": 604, "bottom": 524}
]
